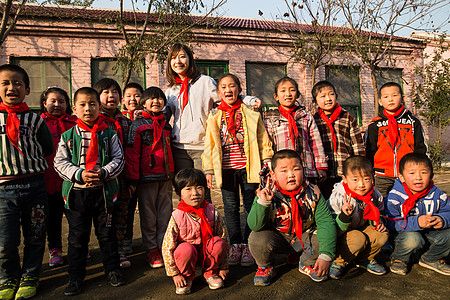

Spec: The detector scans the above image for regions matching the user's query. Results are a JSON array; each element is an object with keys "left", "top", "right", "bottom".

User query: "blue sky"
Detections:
[{"left": 94, "top": 0, "right": 449, "bottom": 37}]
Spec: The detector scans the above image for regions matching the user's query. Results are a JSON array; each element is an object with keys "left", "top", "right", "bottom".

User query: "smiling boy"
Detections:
[{"left": 385, "top": 153, "right": 450, "bottom": 276}]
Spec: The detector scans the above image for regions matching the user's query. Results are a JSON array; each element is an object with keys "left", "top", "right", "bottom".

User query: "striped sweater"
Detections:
[{"left": 0, "top": 110, "right": 53, "bottom": 182}]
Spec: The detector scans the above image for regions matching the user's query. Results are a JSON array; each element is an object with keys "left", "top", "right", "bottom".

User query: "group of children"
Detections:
[{"left": 0, "top": 41, "right": 449, "bottom": 299}]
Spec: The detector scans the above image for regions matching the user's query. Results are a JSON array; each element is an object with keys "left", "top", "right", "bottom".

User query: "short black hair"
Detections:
[
  {"left": 40, "top": 86, "right": 72, "bottom": 115},
  {"left": 73, "top": 87, "right": 100, "bottom": 105},
  {"left": 342, "top": 155, "right": 374, "bottom": 177},
  {"left": 271, "top": 149, "right": 302, "bottom": 170},
  {"left": 93, "top": 78, "right": 122, "bottom": 99},
  {"left": 0, "top": 64, "right": 30, "bottom": 89},
  {"left": 140, "top": 86, "right": 167, "bottom": 106},
  {"left": 217, "top": 73, "right": 243, "bottom": 94},
  {"left": 311, "top": 80, "right": 337, "bottom": 102},
  {"left": 173, "top": 169, "right": 207, "bottom": 196},
  {"left": 274, "top": 76, "right": 299, "bottom": 99},
  {"left": 379, "top": 82, "right": 403, "bottom": 97},
  {"left": 399, "top": 153, "right": 433, "bottom": 178},
  {"left": 124, "top": 82, "right": 144, "bottom": 94}
]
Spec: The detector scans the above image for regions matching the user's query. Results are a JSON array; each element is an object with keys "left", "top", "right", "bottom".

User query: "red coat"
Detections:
[{"left": 41, "top": 113, "right": 78, "bottom": 194}]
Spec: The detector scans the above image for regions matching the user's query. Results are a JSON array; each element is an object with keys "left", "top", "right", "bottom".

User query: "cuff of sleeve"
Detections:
[
  {"left": 204, "top": 170, "right": 214, "bottom": 175},
  {"left": 101, "top": 168, "right": 108, "bottom": 180},
  {"left": 257, "top": 197, "right": 271, "bottom": 207},
  {"left": 75, "top": 169, "right": 84, "bottom": 183},
  {"left": 338, "top": 212, "right": 353, "bottom": 223},
  {"left": 318, "top": 254, "right": 332, "bottom": 262}
]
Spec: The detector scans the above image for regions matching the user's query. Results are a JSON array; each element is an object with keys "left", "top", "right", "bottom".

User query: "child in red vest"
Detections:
[
  {"left": 126, "top": 87, "right": 174, "bottom": 268},
  {"left": 365, "top": 82, "right": 427, "bottom": 198},
  {"left": 162, "top": 169, "right": 229, "bottom": 295},
  {"left": 40, "top": 87, "right": 77, "bottom": 267}
]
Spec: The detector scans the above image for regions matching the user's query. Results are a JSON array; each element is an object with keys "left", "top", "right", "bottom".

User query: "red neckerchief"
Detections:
[
  {"left": 278, "top": 105, "right": 299, "bottom": 147},
  {"left": 76, "top": 118, "right": 108, "bottom": 171},
  {"left": 399, "top": 181, "right": 434, "bottom": 229},
  {"left": 0, "top": 102, "right": 29, "bottom": 156},
  {"left": 318, "top": 103, "right": 342, "bottom": 154},
  {"left": 343, "top": 182, "right": 379, "bottom": 227},
  {"left": 100, "top": 112, "right": 123, "bottom": 145},
  {"left": 275, "top": 182, "right": 306, "bottom": 250},
  {"left": 122, "top": 110, "right": 133, "bottom": 121},
  {"left": 217, "top": 98, "right": 243, "bottom": 137},
  {"left": 175, "top": 76, "right": 190, "bottom": 115},
  {"left": 383, "top": 105, "right": 404, "bottom": 148},
  {"left": 142, "top": 110, "right": 165, "bottom": 152},
  {"left": 42, "top": 112, "right": 69, "bottom": 134},
  {"left": 177, "top": 199, "right": 213, "bottom": 266}
]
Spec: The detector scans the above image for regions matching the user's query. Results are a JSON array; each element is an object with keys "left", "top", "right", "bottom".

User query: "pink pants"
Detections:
[{"left": 174, "top": 236, "right": 227, "bottom": 281}]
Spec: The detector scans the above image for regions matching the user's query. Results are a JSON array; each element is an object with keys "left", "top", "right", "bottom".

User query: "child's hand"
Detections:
[
  {"left": 418, "top": 214, "right": 434, "bottom": 228},
  {"left": 219, "top": 269, "right": 229, "bottom": 281},
  {"left": 317, "top": 169, "right": 327, "bottom": 183},
  {"left": 341, "top": 194, "right": 354, "bottom": 216},
  {"left": 206, "top": 174, "right": 214, "bottom": 189},
  {"left": 256, "top": 178, "right": 274, "bottom": 202},
  {"left": 128, "top": 185, "right": 137, "bottom": 198},
  {"left": 375, "top": 222, "right": 387, "bottom": 232},
  {"left": 253, "top": 98, "right": 262, "bottom": 109},
  {"left": 81, "top": 167, "right": 102, "bottom": 186},
  {"left": 314, "top": 258, "right": 331, "bottom": 277},
  {"left": 429, "top": 216, "right": 444, "bottom": 229},
  {"left": 172, "top": 274, "right": 186, "bottom": 288}
]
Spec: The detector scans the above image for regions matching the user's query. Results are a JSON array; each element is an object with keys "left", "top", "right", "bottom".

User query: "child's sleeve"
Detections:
[
  {"left": 247, "top": 195, "right": 272, "bottom": 232},
  {"left": 256, "top": 115, "right": 274, "bottom": 162},
  {"left": 202, "top": 114, "right": 216, "bottom": 173},
  {"left": 36, "top": 119, "right": 54, "bottom": 157},
  {"left": 54, "top": 134, "right": 82, "bottom": 182},
  {"left": 413, "top": 117, "right": 428, "bottom": 155},
  {"left": 125, "top": 125, "right": 142, "bottom": 184},
  {"left": 315, "top": 195, "right": 337, "bottom": 260},
  {"left": 213, "top": 210, "right": 230, "bottom": 270},
  {"left": 349, "top": 114, "right": 365, "bottom": 156},
  {"left": 307, "top": 116, "right": 327, "bottom": 170},
  {"left": 102, "top": 133, "right": 124, "bottom": 180},
  {"left": 327, "top": 189, "right": 352, "bottom": 232},
  {"left": 364, "top": 122, "right": 378, "bottom": 165},
  {"left": 162, "top": 216, "right": 180, "bottom": 277},
  {"left": 436, "top": 191, "right": 450, "bottom": 229}
]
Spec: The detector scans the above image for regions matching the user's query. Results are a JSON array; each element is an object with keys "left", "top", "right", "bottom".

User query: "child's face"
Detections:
[
  {"left": 271, "top": 157, "right": 303, "bottom": 192},
  {"left": 180, "top": 184, "right": 205, "bottom": 209},
  {"left": 315, "top": 86, "right": 337, "bottom": 114},
  {"left": 99, "top": 87, "right": 120, "bottom": 114},
  {"left": 399, "top": 162, "right": 432, "bottom": 194},
  {"left": 342, "top": 169, "right": 373, "bottom": 196},
  {"left": 0, "top": 70, "right": 30, "bottom": 107},
  {"left": 44, "top": 92, "right": 67, "bottom": 117},
  {"left": 123, "top": 88, "right": 141, "bottom": 112},
  {"left": 144, "top": 97, "right": 165, "bottom": 113},
  {"left": 378, "top": 86, "right": 403, "bottom": 114},
  {"left": 73, "top": 94, "right": 100, "bottom": 126},
  {"left": 274, "top": 80, "right": 298, "bottom": 109},
  {"left": 170, "top": 49, "right": 189, "bottom": 78},
  {"left": 218, "top": 76, "right": 240, "bottom": 106}
]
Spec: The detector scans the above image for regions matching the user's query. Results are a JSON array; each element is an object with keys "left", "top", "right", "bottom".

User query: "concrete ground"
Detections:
[{"left": 31, "top": 170, "right": 450, "bottom": 299}]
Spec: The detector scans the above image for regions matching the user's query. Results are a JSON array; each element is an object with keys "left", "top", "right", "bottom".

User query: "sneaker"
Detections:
[
  {"left": 49, "top": 248, "right": 63, "bottom": 267},
  {"left": 254, "top": 266, "right": 276, "bottom": 286},
  {"left": 286, "top": 253, "right": 300, "bottom": 266},
  {"left": 14, "top": 276, "right": 39, "bottom": 300},
  {"left": 329, "top": 262, "right": 345, "bottom": 280},
  {"left": 356, "top": 259, "right": 386, "bottom": 275},
  {"left": 0, "top": 278, "right": 19, "bottom": 300},
  {"left": 146, "top": 249, "right": 164, "bottom": 268},
  {"left": 390, "top": 259, "right": 408, "bottom": 276},
  {"left": 119, "top": 253, "right": 131, "bottom": 269},
  {"left": 108, "top": 270, "right": 125, "bottom": 287},
  {"left": 64, "top": 279, "right": 82, "bottom": 296},
  {"left": 298, "top": 263, "right": 328, "bottom": 282},
  {"left": 228, "top": 244, "right": 241, "bottom": 266},
  {"left": 240, "top": 244, "right": 254, "bottom": 267},
  {"left": 175, "top": 280, "right": 192, "bottom": 295},
  {"left": 419, "top": 258, "right": 450, "bottom": 276},
  {"left": 205, "top": 275, "right": 224, "bottom": 290},
  {"left": 122, "top": 239, "right": 133, "bottom": 255}
]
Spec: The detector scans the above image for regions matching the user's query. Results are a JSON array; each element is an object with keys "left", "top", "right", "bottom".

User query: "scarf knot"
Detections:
[
  {"left": 383, "top": 105, "right": 404, "bottom": 149},
  {"left": 342, "top": 182, "right": 379, "bottom": 227},
  {"left": 318, "top": 103, "right": 342, "bottom": 154},
  {"left": 76, "top": 118, "right": 108, "bottom": 171},
  {"left": 142, "top": 111, "right": 166, "bottom": 152},
  {"left": 399, "top": 181, "right": 434, "bottom": 229},
  {"left": 278, "top": 105, "right": 300, "bottom": 148},
  {"left": 175, "top": 77, "right": 190, "bottom": 115},
  {"left": 217, "top": 99, "right": 243, "bottom": 137},
  {"left": 100, "top": 112, "right": 124, "bottom": 145},
  {"left": 0, "top": 102, "right": 29, "bottom": 156}
]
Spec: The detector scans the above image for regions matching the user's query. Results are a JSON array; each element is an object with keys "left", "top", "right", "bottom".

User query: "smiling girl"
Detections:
[{"left": 202, "top": 73, "right": 273, "bottom": 267}]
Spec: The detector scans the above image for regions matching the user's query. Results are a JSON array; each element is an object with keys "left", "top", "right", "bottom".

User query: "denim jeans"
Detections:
[
  {"left": 392, "top": 228, "right": 450, "bottom": 263},
  {"left": 221, "top": 168, "right": 258, "bottom": 245},
  {"left": 0, "top": 174, "right": 48, "bottom": 282}
]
